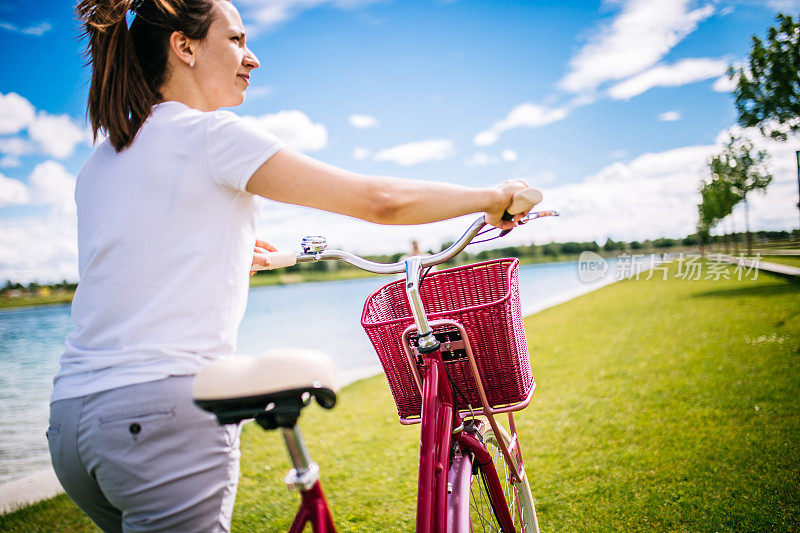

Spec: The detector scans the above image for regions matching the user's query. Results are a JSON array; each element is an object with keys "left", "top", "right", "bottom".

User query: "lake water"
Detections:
[{"left": 0, "top": 258, "right": 620, "bottom": 484}]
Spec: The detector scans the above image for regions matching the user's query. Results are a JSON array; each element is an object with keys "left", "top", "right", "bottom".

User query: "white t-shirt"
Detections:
[{"left": 51, "top": 101, "right": 284, "bottom": 402}]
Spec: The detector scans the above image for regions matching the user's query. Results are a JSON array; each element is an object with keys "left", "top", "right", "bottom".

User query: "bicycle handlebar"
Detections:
[
  {"left": 299, "top": 215, "right": 488, "bottom": 274},
  {"left": 257, "top": 187, "right": 557, "bottom": 275}
]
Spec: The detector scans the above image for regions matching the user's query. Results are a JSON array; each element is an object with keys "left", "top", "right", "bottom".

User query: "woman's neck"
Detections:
[{"left": 159, "top": 75, "right": 214, "bottom": 112}]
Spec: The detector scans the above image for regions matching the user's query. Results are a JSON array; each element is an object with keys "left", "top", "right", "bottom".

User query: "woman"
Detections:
[{"left": 48, "top": 0, "right": 534, "bottom": 531}]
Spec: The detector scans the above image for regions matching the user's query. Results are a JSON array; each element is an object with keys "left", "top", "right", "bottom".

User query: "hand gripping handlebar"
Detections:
[{"left": 255, "top": 187, "right": 556, "bottom": 275}]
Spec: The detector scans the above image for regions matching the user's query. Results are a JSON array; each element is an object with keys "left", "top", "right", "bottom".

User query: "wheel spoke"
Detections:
[{"left": 465, "top": 422, "right": 537, "bottom": 532}]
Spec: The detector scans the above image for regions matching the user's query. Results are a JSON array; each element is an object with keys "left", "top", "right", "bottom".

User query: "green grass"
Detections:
[
  {"left": 753, "top": 240, "right": 800, "bottom": 251},
  {"left": 0, "top": 495, "right": 97, "bottom": 532},
  {"left": 1, "top": 263, "right": 798, "bottom": 531},
  {"left": 758, "top": 254, "right": 800, "bottom": 269},
  {"left": 0, "top": 292, "right": 74, "bottom": 309}
]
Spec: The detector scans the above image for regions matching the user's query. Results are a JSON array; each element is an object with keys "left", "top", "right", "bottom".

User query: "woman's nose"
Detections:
[{"left": 244, "top": 48, "right": 260, "bottom": 70}]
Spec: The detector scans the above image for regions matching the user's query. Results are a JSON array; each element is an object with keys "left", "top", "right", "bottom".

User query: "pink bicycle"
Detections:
[{"left": 193, "top": 189, "right": 557, "bottom": 532}]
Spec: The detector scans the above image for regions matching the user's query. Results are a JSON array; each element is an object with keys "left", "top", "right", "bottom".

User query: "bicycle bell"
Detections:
[{"left": 301, "top": 235, "right": 327, "bottom": 256}]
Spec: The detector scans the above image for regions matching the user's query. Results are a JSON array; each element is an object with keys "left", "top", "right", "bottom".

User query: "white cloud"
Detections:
[
  {"left": 28, "top": 161, "right": 77, "bottom": 215},
  {"left": 559, "top": 0, "right": 714, "bottom": 93},
  {"left": 246, "top": 85, "right": 275, "bottom": 98},
  {"left": 0, "top": 156, "right": 21, "bottom": 168},
  {"left": 0, "top": 93, "right": 36, "bottom": 135},
  {"left": 607, "top": 57, "right": 729, "bottom": 100},
  {"left": 373, "top": 139, "right": 455, "bottom": 167},
  {"left": 0, "top": 162, "right": 78, "bottom": 283},
  {"left": 349, "top": 114, "right": 379, "bottom": 129},
  {"left": 0, "top": 21, "right": 52, "bottom": 36},
  {"left": 28, "top": 113, "right": 89, "bottom": 159},
  {"left": 529, "top": 127, "right": 799, "bottom": 244},
  {"left": 352, "top": 147, "right": 370, "bottom": 161},
  {"left": 0, "top": 172, "right": 30, "bottom": 206},
  {"left": 532, "top": 145, "right": 714, "bottom": 243},
  {"left": 237, "top": 0, "right": 383, "bottom": 33},
  {"left": 501, "top": 149, "right": 518, "bottom": 162},
  {"left": 465, "top": 152, "right": 494, "bottom": 167},
  {"left": 0, "top": 137, "right": 32, "bottom": 168},
  {"left": 0, "top": 212, "right": 78, "bottom": 284},
  {"left": 243, "top": 110, "right": 328, "bottom": 152},
  {"left": 767, "top": 0, "right": 800, "bottom": 11},
  {"left": 0, "top": 137, "right": 35, "bottom": 157},
  {"left": 712, "top": 73, "right": 737, "bottom": 93},
  {"left": 0, "top": 96, "right": 88, "bottom": 160},
  {"left": 474, "top": 103, "right": 570, "bottom": 146},
  {"left": 465, "top": 149, "right": 519, "bottom": 167},
  {"left": 659, "top": 111, "right": 681, "bottom": 121},
  {"left": 524, "top": 169, "right": 558, "bottom": 186}
]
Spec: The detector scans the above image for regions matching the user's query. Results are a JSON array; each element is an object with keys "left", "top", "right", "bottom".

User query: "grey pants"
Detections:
[{"left": 48, "top": 376, "right": 241, "bottom": 532}]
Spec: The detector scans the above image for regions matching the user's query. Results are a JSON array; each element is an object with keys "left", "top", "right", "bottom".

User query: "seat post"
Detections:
[
  {"left": 282, "top": 425, "right": 313, "bottom": 472},
  {"left": 282, "top": 425, "right": 320, "bottom": 491}
]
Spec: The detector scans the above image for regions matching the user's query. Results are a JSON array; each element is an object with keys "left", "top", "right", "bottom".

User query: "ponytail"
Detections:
[{"left": 77, "top": 0, "right": 216, "bottom": 151}]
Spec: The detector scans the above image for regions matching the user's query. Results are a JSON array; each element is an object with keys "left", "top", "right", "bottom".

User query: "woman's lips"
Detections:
[{"left": 237, "top": 74, "right": 250, "bottom": 86}]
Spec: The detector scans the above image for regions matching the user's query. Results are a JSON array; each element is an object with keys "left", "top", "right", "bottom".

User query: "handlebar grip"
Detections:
[
  {"left": 260, "top": 251, "right": 298, "bottom": 270},
  {"left": 507, "top": 187, "right": 543, "bottom": 215},
  {"left": 499, "top": 187, "right": 544, "bottom": 237}
]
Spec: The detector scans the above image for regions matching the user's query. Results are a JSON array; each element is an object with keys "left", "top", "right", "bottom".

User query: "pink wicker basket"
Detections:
[{"left": 361, "top": 258, "right": 534, "bottom": 420}]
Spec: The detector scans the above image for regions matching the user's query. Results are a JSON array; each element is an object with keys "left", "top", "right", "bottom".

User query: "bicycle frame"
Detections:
[
  {"left": 283, "top": 338, "right": 521, "bottom": 533},
  {"left": 279, "top": 213, "right": 551, "bottom": 532},
  {"left": 415, "top": 347, "right": 517, "bottom": 533},
  {"left": 403, "top": 257, "right": 522, "bottom": 533},
  {"left": 288, "top": 481, "right": 335, "bottom": 533}
]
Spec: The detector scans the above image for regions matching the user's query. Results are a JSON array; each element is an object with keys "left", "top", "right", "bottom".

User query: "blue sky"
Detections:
[{"left": 1, "top": 0, "right": 799, "bottom": 283}]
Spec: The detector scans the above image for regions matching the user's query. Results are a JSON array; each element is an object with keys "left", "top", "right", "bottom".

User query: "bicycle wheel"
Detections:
[{"left": 469, "top": 421, "right": 539, "bottom": 533}]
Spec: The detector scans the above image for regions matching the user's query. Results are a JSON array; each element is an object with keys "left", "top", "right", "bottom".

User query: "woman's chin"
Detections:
[{"left": 218, "top": 93, "right": 246, "bottom": 108}]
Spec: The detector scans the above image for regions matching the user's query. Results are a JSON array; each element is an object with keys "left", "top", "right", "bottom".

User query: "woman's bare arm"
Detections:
[{"left": 245, "top": 149, "right": 529, "bottom": 228}]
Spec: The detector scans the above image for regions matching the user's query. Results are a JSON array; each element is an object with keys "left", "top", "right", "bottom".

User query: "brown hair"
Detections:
[{"left": 77, "top": 0, "right": 218, "bottom": 151}]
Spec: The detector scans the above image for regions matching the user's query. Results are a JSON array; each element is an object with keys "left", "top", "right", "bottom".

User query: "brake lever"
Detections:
[
  {"left": 498, "top": 210, "right": 560, "bottom": 236},
  {"left": 523, "top": 210, "right": 560, "bottom": 221}
]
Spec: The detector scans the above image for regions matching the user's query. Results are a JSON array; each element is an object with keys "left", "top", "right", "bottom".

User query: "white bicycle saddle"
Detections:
[{"left": 193, "top": 348, "right": 338, "bottom": 426}]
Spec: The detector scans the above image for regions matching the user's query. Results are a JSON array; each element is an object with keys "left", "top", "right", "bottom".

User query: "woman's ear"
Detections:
[{"left": 168, "top": 31, "right": 195, "bottom": 68}]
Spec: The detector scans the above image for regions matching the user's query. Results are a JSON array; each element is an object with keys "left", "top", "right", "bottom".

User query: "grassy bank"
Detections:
[
  {"left": 759, "top": 254, "right": 800, "bottom": 269},
  {"left": 2, "top": 263, "right": 798, "bottom": 531},
  {"left": 0, "top": 292, "right": 74, "bottom": 310}
]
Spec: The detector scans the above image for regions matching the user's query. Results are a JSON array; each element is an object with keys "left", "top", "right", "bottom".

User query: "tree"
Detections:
[
  {"left": 707, "top": 135, "right": 773, "bottom": 254},
  {"left": 698, "top": 170, "right": 739, "bottom": 250},
  {"left": 730, "top": 14, "right": 800, "bottom": 141},
  {"left": 730, "top": 13, "right": 799, "bottom": 227}
]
